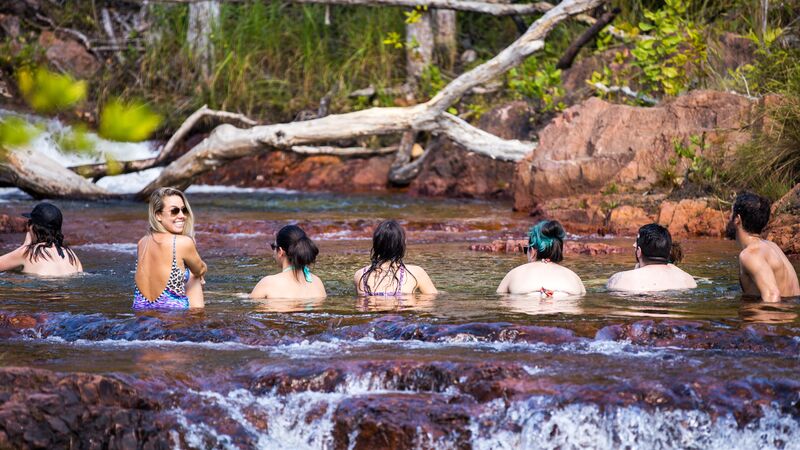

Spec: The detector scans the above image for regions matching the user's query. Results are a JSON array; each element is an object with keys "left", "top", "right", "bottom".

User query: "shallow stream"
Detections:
[{"left": 0, "top": 189, "right": 798, "bottom": 449}]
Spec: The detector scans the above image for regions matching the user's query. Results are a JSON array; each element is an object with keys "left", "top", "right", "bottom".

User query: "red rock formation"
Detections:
[
  {"left": 0, "top": 367, "right": 173, "bottom": 449},
  {"left": 38, "top": 31, "right": 99, "bottom": 79},
  {"left": 469, "top": 239, "right": 625, "bottom": 255},
  {"left": 765, "top": 183, "right": 800, "bottom": 255},
  {"left": 0, "top": 214, "right": 27, "bottom": 233},
  {"left": 513, "top": 90, "right": 754, "bottom": 213},
  {"left": 657, "top": 199, "right": 727, "bottom": 237}
]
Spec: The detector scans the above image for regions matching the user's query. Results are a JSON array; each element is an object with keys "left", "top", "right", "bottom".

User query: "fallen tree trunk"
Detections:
[
  {"left": 136, "top": 0, "right": 596, "bottom": 199},
  {"left": 0, "top": 147, "right": 112, "bottom": 199},
  {"left": 68, "top": 105, "right": 257, "bottom": 180}
]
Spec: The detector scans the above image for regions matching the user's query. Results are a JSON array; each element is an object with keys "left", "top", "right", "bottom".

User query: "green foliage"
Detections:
[
  {"left": 382, "top": 32, "right": 404, "bottom": 49},
  {"left": 672, "top": 134, "right": 716, "bottom": 187},
  {"left": 419, "top": 64, "right": 445, "bottom": 99},
  {"left": 55, "top": 125, "right": 96, "bottom": 155},
  {"left": 601, "top": 182, "right": 620, "bottom": 195},
  {"left": 17, "top": 68, "right": 87, "bottom": 113},
  {"left": 508, "top": 59, "right": 565, "bottom": 112},
  {"left": 630, "top": 0, "right": 707, "bottom": 96},
  {"left": 403, "top": 6, "right": 427, "bottom": 24},
  {"left": 0, "top": 117, "right": 41, "bottom": 149},
  {"left": 99, "top": 99, "right": 163, "bottom": 143},
  {"left": 723, "top": 96, "right": 800, "bottom": 200},
  {"left": 133, "top": 2, "right": 406, "bottom": 124}
]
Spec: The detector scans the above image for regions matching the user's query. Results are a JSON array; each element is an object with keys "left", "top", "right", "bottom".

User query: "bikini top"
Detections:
[
  {"left": 363, "top": 265, "right": 406, "bottom": 296},
  {"left": 134, "top": 235, "right": 188, "bottom": 302}
]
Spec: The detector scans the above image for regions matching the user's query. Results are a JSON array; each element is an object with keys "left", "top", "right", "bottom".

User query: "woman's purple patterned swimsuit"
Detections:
[{"left": 132, "top": 235, "right": 191, "bottom": 310}]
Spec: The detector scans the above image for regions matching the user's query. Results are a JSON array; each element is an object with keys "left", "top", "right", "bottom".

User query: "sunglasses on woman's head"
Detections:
[
  {"left": 522, "top": 245, "right": 532, "bottom": 254},
  {"left": 166, "top": 207, "right": 189, "bottom": 216},
  {"left": 270, "top": 242, "right": 278, "bottom": 250}
]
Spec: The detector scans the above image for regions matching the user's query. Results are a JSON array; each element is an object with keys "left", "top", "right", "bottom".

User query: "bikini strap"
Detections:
[{"left": 171, "top": 235, "right": 177, "bottom": 264}]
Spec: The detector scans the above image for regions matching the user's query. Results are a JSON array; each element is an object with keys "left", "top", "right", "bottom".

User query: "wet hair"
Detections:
[
  {"left": 276, "top": 225, "right": 318, "bottom": 281},
  {"left": 733, "top": 191, "right": 771, "bottom": 234},
  {"left": 359, "top": 220, "right": 417, "bottom": 295},
  {"left": 527, "top": 220, "right": 566, "bottom": 263},
  {"left": 669, "top": 242, "right": 684, "bottom": 265},
  {"left": 148, "top": 187, "right": 195, "bottom": 238},
  {"left": 636, "top": 223, "right": 672, "bottom": 262},
  {"left": 24, "top": 209, "right": 78, "bottom": 266}
]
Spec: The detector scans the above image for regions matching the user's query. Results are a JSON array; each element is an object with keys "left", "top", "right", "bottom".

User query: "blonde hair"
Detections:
[{"left": 147, "top": 187, "right": 195, "bottom": 238}]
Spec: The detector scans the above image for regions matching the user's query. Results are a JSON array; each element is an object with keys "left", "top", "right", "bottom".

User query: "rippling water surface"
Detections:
[{"left": 0, "top": 190, "right": 798, "bottom": 449}]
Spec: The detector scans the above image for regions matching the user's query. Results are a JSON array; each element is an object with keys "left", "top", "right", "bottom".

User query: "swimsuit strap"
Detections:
[
  {"left": 165, "top": 235, "right": 187, "bottom": 296},
  {"left": 284, "top": 265, "right": 313, "bottom": 283},
  {"left": 396, "top": 265, "right": 405, "bottom": 295}
]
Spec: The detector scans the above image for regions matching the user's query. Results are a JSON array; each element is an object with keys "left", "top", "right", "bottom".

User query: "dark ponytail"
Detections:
[
  {"left": 24, "top": 222, "right": 78, "bottom": 266},
  {"left": 276, "top": 225, "right": 318, "bottom": 281},
  {"left": 528, "top": 220, "right": 566, "bottom": 263}
]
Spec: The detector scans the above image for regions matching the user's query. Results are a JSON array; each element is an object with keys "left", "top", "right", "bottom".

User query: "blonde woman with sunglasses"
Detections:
[{"left": 132, "top": 187, "right": 207, "bottom": 309}]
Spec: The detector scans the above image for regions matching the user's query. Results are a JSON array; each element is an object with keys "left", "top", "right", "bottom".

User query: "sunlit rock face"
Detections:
[
  {"left": 513, "top": 90, "right": 755, "bottom": 212},
  {"left": 766, "top": 182, "right": 800, "bottom": 255}
]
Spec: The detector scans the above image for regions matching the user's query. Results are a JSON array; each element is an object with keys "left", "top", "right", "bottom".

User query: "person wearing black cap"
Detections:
[
  {"left": 0, "top": 202, "right": 82, "bottom": 276},
  {"left": 606, "top": 223, "right": 696, "bottom": 292}
]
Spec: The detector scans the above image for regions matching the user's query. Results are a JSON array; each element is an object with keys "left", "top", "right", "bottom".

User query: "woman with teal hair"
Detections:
[{"left": 497, "top": 220, "right": 585, "bottom": 296}]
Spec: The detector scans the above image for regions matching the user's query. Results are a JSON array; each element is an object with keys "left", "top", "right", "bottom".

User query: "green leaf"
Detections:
[
  {"left": 638, "top": 22, "right": 655, "bottom": 32},
  {"left": 17, "top": 68, "right": 87, "bottom": 113},
  {"left": 0, "top": 117, "right": 41, "bottom": 148},
  {"left": 99, "top": 99, "right": 162, "bottom": 142}
]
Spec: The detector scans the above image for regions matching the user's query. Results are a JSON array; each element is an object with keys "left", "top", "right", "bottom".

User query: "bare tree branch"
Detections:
[
  {"left": 556, "top": 7, "right": 619, "bottom": 70},
  {"left": 290, "top": 145, "right": 398, "bottom": 156},
  {"left": 69, "top": 105, "right": 258, "bottom": 179},
  {"left": 136, "top": 0, "right": 597, "bottom": 198}
]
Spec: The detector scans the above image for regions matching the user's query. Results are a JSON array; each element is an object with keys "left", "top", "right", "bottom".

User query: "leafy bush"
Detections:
[{"left": 508, "top": 59, "right": 565, "bottom": 112}]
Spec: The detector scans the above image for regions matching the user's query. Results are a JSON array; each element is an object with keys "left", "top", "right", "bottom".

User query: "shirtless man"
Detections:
[
  {"left": 726, "top": 192, "right": 799, "bottom": 302},
  {"left": 607, "top": 223, "right": 696, "bottom": 292}
]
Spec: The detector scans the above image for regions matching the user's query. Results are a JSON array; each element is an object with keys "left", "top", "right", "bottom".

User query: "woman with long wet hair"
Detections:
[
  {"left": 250, "top": 224, "right": 326, "bottom": 299},
  {"left": 133, "top": 187, "right": 207, "bottom": 309},
  {"left": 497, "top": 220, "right": 585, "bottom": 297},
  {"left": 354, "top": 220, "right": 437, "bottom": 296},
  {"left": 0, "top": 202, "right": 82, "bottom": 276}
]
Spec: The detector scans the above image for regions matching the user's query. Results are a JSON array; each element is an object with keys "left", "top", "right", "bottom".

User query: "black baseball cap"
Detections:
[{"left": 22, "top": 203, "right": 63, "bottom": 229}]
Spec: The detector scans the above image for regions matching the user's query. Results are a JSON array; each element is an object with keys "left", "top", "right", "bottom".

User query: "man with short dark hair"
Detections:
[
  {"left": 607, "top": 223, "right": 696, "bottom": 292},
  {"left": 726, "top": 192, "right": 799, "bottom": 302}
]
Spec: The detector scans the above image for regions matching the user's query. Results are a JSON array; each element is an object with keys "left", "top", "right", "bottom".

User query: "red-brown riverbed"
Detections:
[{"left": 0, "top": 189, "right": 798, "bottom": 449}]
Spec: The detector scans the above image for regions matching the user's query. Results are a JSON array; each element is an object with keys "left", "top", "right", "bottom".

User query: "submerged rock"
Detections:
[{"left": 0, "top": 367, "right": 173, "bottom": 449}]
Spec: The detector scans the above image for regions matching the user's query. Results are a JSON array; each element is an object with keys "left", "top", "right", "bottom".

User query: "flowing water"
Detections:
[{"left": 1, "top": 188, "right": 798, "bottom": 450}]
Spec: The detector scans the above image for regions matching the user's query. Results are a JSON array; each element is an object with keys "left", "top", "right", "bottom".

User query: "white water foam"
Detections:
[
  {"left": 185, "top": 185, "right": 299, "bottom": 194},
  {"left": 169, "top": 386, "right": 800, "bottom": 450},
  {"left": 467, "top": 398, "right": 800, "bottom": 450},
  {"left": 74, "top": 242, "right": 139, "bottom": 254},
  {"left": 0, "top": 109, "right": 162, "bottom": 194}
]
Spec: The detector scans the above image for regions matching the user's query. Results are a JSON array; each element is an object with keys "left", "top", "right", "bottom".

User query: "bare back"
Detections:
[
  {"left": 0, "top": 241, "right": 82, "bottom": 276},
  {"left": 22, "top": 245, "right": 82, "bottom": 276},
  {"left": 739, "top": 240, "right": 800, "bottom": 299},
  {"left": 251, "top": 271, "right": 326, "bottom": 299},
  {"left": 135, "top": 234, "right": 186, "bottom": 301},
  {"left": 497, "top": 262, "right": 586, "bottom": 296},
  {"left": 354, "top": 264, "right": 437, "bottom": 295},
  {"left": 607, "top": 264, "right": 697, "bottom": 292}
]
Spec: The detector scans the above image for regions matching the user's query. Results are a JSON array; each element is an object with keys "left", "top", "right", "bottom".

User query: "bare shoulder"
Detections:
[
  {"left": 175, "top": 235, "right": 197, "bottom": 248},
  {"left": 738, "top": 245, "right": 763, "bottom": 266},
  {"left": 405, "top": 264, "right": 432, "bottom": 278},
  {"left": 607, "top": 269, "right": 633, "bottom": 288}
]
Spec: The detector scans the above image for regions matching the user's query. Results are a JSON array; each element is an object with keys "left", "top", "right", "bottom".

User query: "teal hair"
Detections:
[{"left": 527, "top": 220, "right": 566, "bottom": 258}]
